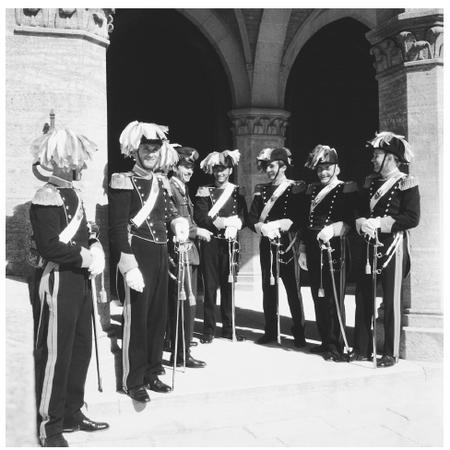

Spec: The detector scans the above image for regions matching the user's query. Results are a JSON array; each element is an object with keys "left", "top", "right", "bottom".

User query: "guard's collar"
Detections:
[
  {"left": 48, "top": 175, "right": 73, "bottom": 188},
  {"left": 171, "top": 176, "right": 186, "bottom": 193},
  {"left": 132, "top": 163, "right": 153, "bottom": 179},
  {"left": 380, "top": 167, "right": 401, "bottom": 181}
]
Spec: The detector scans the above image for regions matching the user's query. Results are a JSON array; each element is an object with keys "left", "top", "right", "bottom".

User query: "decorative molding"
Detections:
[
  {"left": 14, "top": 8, "right": 115, "bottom": 40},
  {"left": 228, "top": 108, "right": 290, "bottom": 137}
]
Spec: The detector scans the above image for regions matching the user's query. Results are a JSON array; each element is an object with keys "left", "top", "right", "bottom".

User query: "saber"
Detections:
[
  {"left": 323, "top": 241, "right": 351, "bottom": 359},
  {"left": 371, "top": 231, "right": 381, "bottom": 369},
  {"left": 270, "top": 237, "right": 282, "bottom": 345},
  {"left": 90, "top": 277, "right": 103, "bottom": 392},
  {"left": 228, "top": 238, "right": 238, "bottom": 342}
]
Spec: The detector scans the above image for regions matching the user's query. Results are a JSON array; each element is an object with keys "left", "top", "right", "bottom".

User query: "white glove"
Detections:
[
  {"left": 196, "top": 227, "right": 212, "bottom": 242},
  {"left": 277, "top": 218, "right": 293, "bottom": 232},
  {"left": 261, "top": 222, "right": 280, "bottom": 240},
  {"left": 213, "top": 217, "right": 226, "bottom": 229},
  {"left": 174, "top": 219, "right": 189, "bottom": 242},
  {"left": 317, "top": 225, "right": 334, "bottom": 243},
  {"left": 361, "top": 217, "right": 380, "bottom": 238},
  {"left": 298, "top": 251, "right": 308, "bottom": 271},
  {"left": 224, "top": 226, "right": 238, "bottom": 240},
  {"left": 125, "top": 267, "right": 145, "bottom": 292},
  {"left": 223, "top": 216, "right": 243, "bottom": 230},
  {"left": 88, "top": 244, "right": 105, "bottom": 277}
]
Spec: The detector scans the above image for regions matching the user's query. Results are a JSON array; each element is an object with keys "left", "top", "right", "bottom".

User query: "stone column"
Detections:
[
  {"left": 228, "top": 108, "right": 290, "bottom": 294},
  {"left": 366, "top": 9, "right": 443, "bottom": 360}
]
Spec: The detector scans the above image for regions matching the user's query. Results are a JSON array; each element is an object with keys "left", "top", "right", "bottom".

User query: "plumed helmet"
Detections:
[
  {"left": 200, "top": 149, "right": 240, "bottom": 175},
  {"left": 256, "top": 147, "right": 292, "bottom": 171},
  {"left": 175, "top": 146, "right": 199, "bottom": 167},
  {"left": 119, "top": 121, "right": 169, "bottom": 156},
  {"left": 30, "top": 127, "right": 97, "bottom": 171},
  {"left": 305, "top": 145, "right": 339, "bottom": 170},
  {"left": 367, "top": 131, "right": 413, "bottom": 164}
]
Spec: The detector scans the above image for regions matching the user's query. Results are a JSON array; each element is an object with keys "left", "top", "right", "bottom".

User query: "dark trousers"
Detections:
[
  {"left": 305, "top": 232, "right": 347, "bottom": 351},
  {"left": 200, "top": 237, "right": 233, "bottom": 336},
  {"left": 168, "top": 263, "right": 198, "bottom": 358},
  {"left": 259, "top": 237, "right": 305, "bottom": 339},
  {"left": 354, "top": 233, "right": 407, "bottom": 358},
  {"left": 34, "top": 266, "right": 91, "bottom": 441},
  {"left": 122, "top": 238, "right": 168, "bottom": 390}
]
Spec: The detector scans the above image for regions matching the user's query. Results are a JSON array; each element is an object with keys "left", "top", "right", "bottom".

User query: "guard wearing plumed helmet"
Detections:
[
  {"left": 194, "top": 149, "right": 248, "bottom": 343},
  {"left": 29, "top": 114, "right": 109, "bottom": 446},
  {"left": 248, "top": 147, "right": 306, "bottom": 347},
  {"left": 353, "top": 131, "right": 420, "bottom": 367},
  {"left": 108, "top": 121, "right": 189, "bottom": 402}
]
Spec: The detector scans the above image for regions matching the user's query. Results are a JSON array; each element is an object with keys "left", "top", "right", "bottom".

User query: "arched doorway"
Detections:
[
  {"left": 106, "top": 9, "right": 233, "bottom": 191},
  {"left": 285, "top": 17, "right": 379, "bottom": 184}
]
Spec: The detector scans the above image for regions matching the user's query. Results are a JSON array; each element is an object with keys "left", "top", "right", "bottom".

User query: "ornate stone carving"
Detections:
[
  {"left": 396, "top": 31, "right": 432, "bottom": 61},
  {"left": 229, "top": 110, "right": 289, "bottom": 137},
  {"left": 15, "top": 8, "right": 115, "bottom": 39},
  {"left": 370, "top": 38, "right": 403, "bottom": 73}
]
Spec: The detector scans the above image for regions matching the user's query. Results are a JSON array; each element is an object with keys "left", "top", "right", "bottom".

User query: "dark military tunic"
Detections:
[
  {"left": 194, "top": 183, "right": 248, "bottom": 338},
  {"left": 247, "top": 180, "right": 306, "bottom": 342},
  {"left": 30, "top": 175, "right": 94, "bottom": 443},
  {"left": 109, "top": 164, "right": 181, "bottom": 390},
  {"left": 303, "top": 180, "right": 358, "bottom": 352},
  {"left": 354, "top": 172, "right": 420, "bottom": 359}
]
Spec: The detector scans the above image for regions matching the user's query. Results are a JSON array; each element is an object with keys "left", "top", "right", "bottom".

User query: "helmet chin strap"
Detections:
[
  {"left": 375, "top": 152, "right": 387, "bottom": 175},
  {"left": 321, "top": 164, "right": 337, "bottom": 186}
]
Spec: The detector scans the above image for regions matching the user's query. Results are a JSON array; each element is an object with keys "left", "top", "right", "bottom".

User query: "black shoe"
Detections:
[
  {"left": 294, "top": 336, "right": 306, "bottom": 348},
  {"left": 190, "top": 340, "right": 198, "bottom": 347},
  {"left": 200, "top": 334, "right": 214, "bottom": 344},
  {"left": 377, "top": 354, "right": 396, "bottom": 367},
  {"left": 255, "top": 334, "right": 277, "bottom": 345},
  {"left": 222, "top": 331, "right": 245, "bottom": 341},
  {"left": 170, "top": 354, "right": 205, "bottom": 368},
  {"left": 309, "top": 344, "right": 329, "bottom": 354},
  {"left": 127, "top": 385, "right": 150, "bottom": 403},
  {"left": 63, "top": 416, "right": 109, "bottom": 433},
  {"left": 147, "top": 377, "right": 172, "bottom": 393},
  {"left": 40, "top": 434, "right": 68, "bottom": 447},
  {"left": 155, "top": 366, "right": 166, "bottom": 376},
  {"left": 322, "top": 350, "right": 348, "bottom": 362},
  {"left": 348, "top": 350, "right": 371, "bottom": 362}
]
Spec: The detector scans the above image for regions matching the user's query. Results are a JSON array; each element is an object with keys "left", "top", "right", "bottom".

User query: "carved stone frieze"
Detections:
[
  {"left": 229, "top": 108, "right": 290, "bottom": 137},
  {"left": 15, "top": 8, "right": 115, "bottom": 39}
]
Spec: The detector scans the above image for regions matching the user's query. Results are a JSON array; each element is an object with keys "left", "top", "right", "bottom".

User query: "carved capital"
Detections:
[{"left": 228, "top": 108, "right": 290, "bottom": 137}]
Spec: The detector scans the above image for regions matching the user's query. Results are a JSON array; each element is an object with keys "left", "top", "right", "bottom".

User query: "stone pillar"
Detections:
[
  {"left": 228, "top": 108, "right": 290, "bottom": 293},
  {"left": 367, "top": 9, "right": 443, "bottom": 360},
  {"left": 6, "top": 8, "right": 114, "bottom": 278}
]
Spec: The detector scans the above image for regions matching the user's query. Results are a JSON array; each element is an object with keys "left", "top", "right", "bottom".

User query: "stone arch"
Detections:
[
  {"left": 280, "top": 9, "right": 378, "bottom": 101},
  {"left": 178, "top": 9, "right": 251, "bottom": 107}
]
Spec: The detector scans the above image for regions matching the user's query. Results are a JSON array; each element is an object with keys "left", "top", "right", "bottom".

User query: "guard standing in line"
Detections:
[
  {"left": 30, "top": 126, "right": 109, "bottom": 447},
  {"left": 300, "top": 145, "right": 358, "bottom": 361},
  {"left": 353, "top": 131, "right": 420, "bottom": 367},
  {"left": 247, "top": 147, "right": 306, "bottom": 347},
  {"left": 109, "top": 121, "right": 189, "bottom": 402},
  {"left": 167, "top": 146, "right": 211, "bottom": 367},
  {"left": 194, "top": 150, "right": 248, "bottom": 343}
]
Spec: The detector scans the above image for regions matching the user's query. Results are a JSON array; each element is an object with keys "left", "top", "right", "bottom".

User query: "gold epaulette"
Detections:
[
  {"left": 32, "top": 184, "right": 64, "bottom": 206},
  {"left": 156, "top": 173, "right": 173, "bottom": 196},
  {"left": 363, "top": 174, "right": 378, "bottom": 188},
  {"left": 291, "top": 180, "right": 307, "bottom": 194},
  {"left": 110, "top": 172, "right": 134, "bottom": 190},
  {"left": 196, "top": 186, "right": 211, "bottom": 197},
  {"left": 306, "top": 182, "right": 321, "bottom": 195},
  {"left": 399, "top": 174, "right": 418, "bottom": 191},
  {"left": 343, "top": 180, "right": 358, "bottom": 193}
]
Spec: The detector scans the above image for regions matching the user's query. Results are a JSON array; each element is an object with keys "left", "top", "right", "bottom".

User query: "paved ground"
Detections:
[{"left": 6, "top": 277, "right": 444, "bottom": 447}]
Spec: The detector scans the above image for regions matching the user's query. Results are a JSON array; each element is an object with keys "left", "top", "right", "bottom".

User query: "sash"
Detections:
[
  {"left": 207, "top": 183, "right": 235, "bottom": 218},
  {"left": 370, "top": 173, "right": 405, "bottom": 212},
  {"left": 259, "top": 180, "right": 292, "bottom": 222},
  {"left": 310, "top": 180, "right": 343, "bottom": 213},
  {"left": 131, "top": 175, "right": 159, "bottom": 228}
]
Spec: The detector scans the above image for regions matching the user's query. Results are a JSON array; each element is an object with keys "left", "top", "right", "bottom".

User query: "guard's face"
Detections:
[
  {"left": 137, "top": 143, "right": 161, "bottom": 170},
  {"left": 175, "top": 163, "right": 194, "bottom": 183},
  {"left": 213, "top": 165, "right": 232, "bottom": 183},
  {"left": 317, "top": 163, "right": 338, "bottom": 185},
  {"left": 371, "top": 149, "right": 386, "bottom": 173},
  {"left": 266, "top": 161, "right": 285, "bottom": 181}
]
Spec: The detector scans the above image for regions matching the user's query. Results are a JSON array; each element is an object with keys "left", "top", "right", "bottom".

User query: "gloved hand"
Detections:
[
  {"left": 277, "top": 218, "right": 293, "bottom": 232},
  {"left": 361, "top": 217, "right": 380, "bottom": 238},
  {"left": 125, "top": 267, "right": 145, "bottom": 292},
  {"left": 196, "top": 227, "right": 212, "bottom": 242},
  {"left": 298, "top": 252, "right": 308, "bottom": 271},
  {"left": 174, "top": 219, "right": 189, "bottom": 242},
  {"left": 224, "top": 226, "right": 238, "bottom": 240},
  {"left": 213, "top": 217, "right": 226, "bottom": 229},
  {"left": 317, "top": 225, "right": 334, "bottom": 243},
  {"left": 261, "top": 222, "right": 280, "bottom": 240},
  {"left": 88, "top": 243, "right": 105, "bottom": 277},
  {"left": 223, "top": 216, "right": 243, "bottom": 230}
]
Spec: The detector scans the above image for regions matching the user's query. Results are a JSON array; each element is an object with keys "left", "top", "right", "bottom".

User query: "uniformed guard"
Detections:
[
  {"left": 353, "top": 131, "right": 420, "bottom": 367},
  {"left": 30, "top": 125, "right": 109, "bottom": 447},
  {"left": 194, "top": 149, "right": 248, "bottom": 343},
  {"left": 248, "top": 147, "right": 306, "bottom": 347},
  {"left": 167, "top": 146, "right": 210, "bottom": 368},
  {"left": 109, "top": 121, "right": 189, "bottom": 402},
  {"left": 301, "top": 145, "right": 358, "bottom": 361}
]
